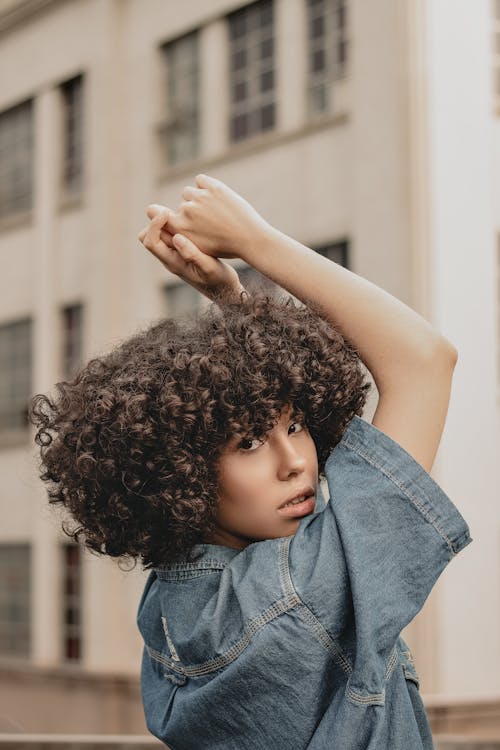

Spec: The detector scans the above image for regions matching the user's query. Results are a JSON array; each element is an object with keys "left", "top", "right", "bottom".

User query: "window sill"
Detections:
[
  {"left": 157, "top": 110, "right": 349, "bottom": 184},
  {"left": 0, "top": 210, "right": 33, "bottom": 235}
]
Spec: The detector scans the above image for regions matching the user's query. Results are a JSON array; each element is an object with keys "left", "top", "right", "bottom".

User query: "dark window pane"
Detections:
[
  {"left": 231, "top": 48, "right": 248, "bottom": 71},
  {"left": 260, "top": 69, "right": 274, "bottom": 92},
  {"left": 231, "top": 113, "right": 249, "bottom": 141},
  {"left": 61, "top": 75, "right": 84, "bottom": 195},
  {"left": 229, "top": 13, "right": 247, "bottom": 38},
  {"left": 311, "top": 48, "right": 325, "bottom": 72},
  {"left": 310, "top": 84, "right": 327, "bottom": 112},
  {"left": 338, "top": 40, "right": 348, "bottom": 65},
  {"left": 259, "top": 1, "right": 273, "bottom": 27},
  {"left": 315, "top": 240, "right": 349, "bottom": 268},
  {"left": 337, "top": 5, "right": 347, "bottom": 30},
  {"left": 232, "top": 80, "right": 248, "bottom": 102},
  {"left": 260, "top": 103, "right": 275, "bottom": 130},
  {"left": 311, "top": 15, "right": 325, "bottom": 37},
  {"left": 260, "top": 37, "right": 274, "bottom": 59},
  {"left": 0, "top": 319, "right": 32, "bottom": 433},
  {"left": 228, "top": 0, "right": 276, "bottom": 144},
  {"left": 164, "top": 283, "right": 201, "bottom": 320},
  {"left": 66, "top": 637, "right": 80, "bottom": 660},
  {"left": 61, "top": 304, "right": 83, "bottom": 380},
  {"left": 62, "top": 543, "right": 82, "bottom": 661},
  {"left": 163, "top": 31, "right": 200, "bottom": 167},
  {"left": 0, "top": 545, "right": 31, "bottom": 657},
  {"left": 0, "top": 100, "right": 34, "bottom": 219}
]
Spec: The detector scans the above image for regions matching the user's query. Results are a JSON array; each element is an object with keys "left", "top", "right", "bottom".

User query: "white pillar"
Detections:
[
  {"left": 201, "top": 19, "right": 229, "bottom": 158},
  {"left": 31, "top": 86, "right": 63, "bottom": 666},
  {"left": 424, "top": 0, "right": 498, "bottom": 695},
  {"left": 276, "top": 0, "right": 307, "bottom": 131}
]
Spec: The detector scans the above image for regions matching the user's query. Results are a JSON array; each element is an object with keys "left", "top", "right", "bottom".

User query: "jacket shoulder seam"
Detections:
[{"left": 340, "top": 436, "right": 458, "bottom": 556}]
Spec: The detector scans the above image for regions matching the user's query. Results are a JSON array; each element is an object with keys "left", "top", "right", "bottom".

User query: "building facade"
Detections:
[{"left": 0, "top": 0, "right": 497, "bottom": 735}]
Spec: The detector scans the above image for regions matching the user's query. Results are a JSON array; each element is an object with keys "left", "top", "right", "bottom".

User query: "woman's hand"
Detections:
[
  {"left": 137, "top": 205, "right": 245, "bottom": 303},
  {"left": 163, "top": 174, "right": 272, "bottom": 260}
]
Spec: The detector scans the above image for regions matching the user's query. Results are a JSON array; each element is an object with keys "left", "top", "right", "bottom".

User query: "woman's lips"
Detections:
[{"left": 277, "top": 496, "right": 316, "bottom": 518}]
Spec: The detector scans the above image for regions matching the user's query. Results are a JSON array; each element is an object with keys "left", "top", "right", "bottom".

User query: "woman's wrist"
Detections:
[{"left": 238, "top": 222, "right": 278, "bottom": 266}]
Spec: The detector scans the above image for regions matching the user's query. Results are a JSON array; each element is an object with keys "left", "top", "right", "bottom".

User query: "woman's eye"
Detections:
[
  {"left": 239, "top": 437, "right": 263, "bottom": 452},
  {"left": 290, "top": 419, "right": 305, "bottom": 434},
  {"left": 238, "top": 418, "right": 306, "bottom": 451}
]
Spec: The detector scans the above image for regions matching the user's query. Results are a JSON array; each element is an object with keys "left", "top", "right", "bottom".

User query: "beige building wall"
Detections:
[{"left": 0, "top": 0, "right": 494, "bottom": 734}]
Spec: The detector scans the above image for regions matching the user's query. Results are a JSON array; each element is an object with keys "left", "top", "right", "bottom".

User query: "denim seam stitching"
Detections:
[
  {"left": 279, "top": 537, "right": 353, "bottom": 677},
  {"left": 346, "top": 685, "right": 385, "bottom": 704},
  {"left": 156, "top": 560, "right": 227, "bottom": 574},
  {"left": 343, "top": 642, "right": 398, "bottom": 706},
  {"left": 147, "top": 596, "right": 299, "bottom": 677},
  {"left": 340, "top": 437, "right": 457, "bottom": 556},
  {"left": 384, "top": 644, "right": 399, "bottom": 680}
]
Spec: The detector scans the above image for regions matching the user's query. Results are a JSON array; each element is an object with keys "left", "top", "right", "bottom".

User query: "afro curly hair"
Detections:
[{"left": 29, "top": 289, "right": 372, "bottom": 570}]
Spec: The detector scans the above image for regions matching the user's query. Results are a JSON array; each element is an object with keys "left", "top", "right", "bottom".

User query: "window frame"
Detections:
[
  {"left": 0, "top": 543, "right": 31, "bottom": 660},
  {"left": 0, "top": 98, "right": 34, "bottom": 222},
  {"left": 0, "top": 317, "right": 33, "bottom": 447}
]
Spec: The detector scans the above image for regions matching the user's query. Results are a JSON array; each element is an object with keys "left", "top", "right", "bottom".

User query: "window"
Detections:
[
  {"left": 228, "top": 0, "right": 276, "bottom": 143},
  {"left": 164, "top": 282, "right": 202, "bottom": 319},
  {"left": 160, "top": 31, "right": 200, "bottom": 167},
  {"left": 62, "top": 543, "right": 82, "bottom": 662},
  {"left": 0, "top": 318, "right": 32, "bottom": 438},
  {"left": 61, "top": 303, "right": 84, "bottom": 379},
  {"left": 238, "top": 266, "right": 281, "bottom": 297},
  {"left": 306, "top": 0, "right": 349, "bottom": 116},
  {"left": 0, "top": 100, "right": 34, "bottom": 220},
  {"left": 0, "top": 544, "right": 31, "bottom": 657},
  {"left": 314, "top": 239, "right": 349, "bottom": 268},
  {"left": 60, "top": 75, "right": 84, "bottom": 196}
]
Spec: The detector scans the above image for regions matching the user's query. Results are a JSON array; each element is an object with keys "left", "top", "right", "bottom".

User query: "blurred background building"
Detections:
[{"left": 0, "top": 0, "right": 497, "bottom": 739}]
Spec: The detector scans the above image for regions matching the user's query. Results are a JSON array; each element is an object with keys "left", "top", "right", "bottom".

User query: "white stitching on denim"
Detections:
[
  {"left": 148, "top": 596, "right": 298, "bottom": 677},
  {"left": 147, "top": 645, "right": 186, "bottom": 675},
  {"left": 346, "top": 685, "right": 385, "bottom": 704},
  {"left": 296, "top": 605, "right": 353, "bottom": 676},
  {"left": 278, "top": 537, "right": 353, "bottom": 677},
  {"left": 384, "top": 644, "right": 398, "bottom": 680},
  {"left": 340, "top": 436, "right": 458, "bottom": 556},
  {"left": 161, "top": 616, "right": 181, "bottom": 662}
]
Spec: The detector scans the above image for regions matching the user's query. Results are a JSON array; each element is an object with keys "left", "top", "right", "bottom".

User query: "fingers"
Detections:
[
  {"left": 171, "top": 233, "right": 214, "bottom": 274},
  {"left": 138, "top": 207, "right": 170, "bottom": 259},
  {"left": 146, "top": 203, "right": 169, "bottom": 221},
  {"left": 181, "top": 185, "right": 206, "bottom": 201},
  {"left": 195, "top": 173, "right": 221, "bottom": 190}
]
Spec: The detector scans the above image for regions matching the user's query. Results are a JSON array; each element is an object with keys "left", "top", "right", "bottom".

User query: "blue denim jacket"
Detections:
[{"left": 137, "top": 416, "right": 472, "bottom": 749}]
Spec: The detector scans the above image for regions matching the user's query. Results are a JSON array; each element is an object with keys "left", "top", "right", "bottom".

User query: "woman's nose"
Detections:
[{"left": 276, "top": 438, "right": 307, "bottom": 476}]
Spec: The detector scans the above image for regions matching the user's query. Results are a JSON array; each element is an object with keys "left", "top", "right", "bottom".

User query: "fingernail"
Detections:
[{"left": 173, "top": 234, "right": 185, "bottom": 247}]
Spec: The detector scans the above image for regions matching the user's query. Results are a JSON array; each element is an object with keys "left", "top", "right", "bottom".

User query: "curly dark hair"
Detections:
[{"left": 29, "top": 289, "right": 372, "bottom": 570}]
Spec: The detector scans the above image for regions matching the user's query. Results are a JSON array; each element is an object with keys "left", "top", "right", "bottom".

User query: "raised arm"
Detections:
[
  {"left": 238, "top": 223, "right": 457, "bottom": 473},
  {"left": 158, "top": 174, "right": 458, "bottom": 473}
]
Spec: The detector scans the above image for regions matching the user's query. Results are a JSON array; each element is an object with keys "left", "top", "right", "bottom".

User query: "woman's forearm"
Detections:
[{"left": 240, "top": 225, "right": 457, "bottom": 393}]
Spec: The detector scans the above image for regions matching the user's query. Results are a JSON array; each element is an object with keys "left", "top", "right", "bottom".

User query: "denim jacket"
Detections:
[{"left": 137, "top": 415, "right": 472, "bottom": 749}]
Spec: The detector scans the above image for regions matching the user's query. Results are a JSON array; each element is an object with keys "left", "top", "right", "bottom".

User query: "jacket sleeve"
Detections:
[{"left": 288, "top": 415, "right": 472, "bottom": 700}]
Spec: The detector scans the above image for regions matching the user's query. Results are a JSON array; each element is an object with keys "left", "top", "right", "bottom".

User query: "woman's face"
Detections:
[{"left": 209, "top": 403, "right": 319, "bottom": 550}]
